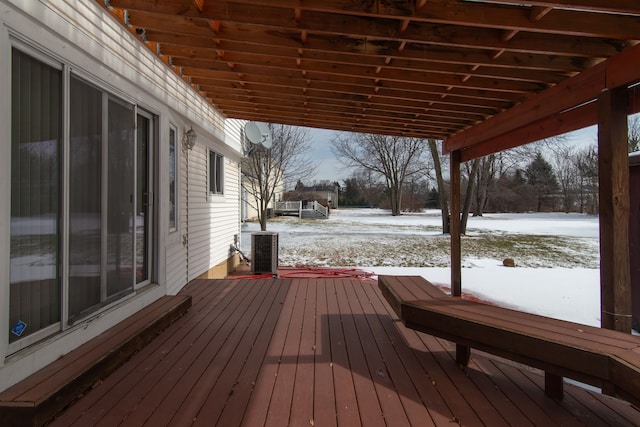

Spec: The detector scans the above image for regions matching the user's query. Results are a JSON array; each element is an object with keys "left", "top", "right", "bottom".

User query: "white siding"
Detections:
[
  {"left": 165, "top": 146, "right": 189, "bottom": 295},
  {"left": 0, "top": 0, "right": 242, "bottom": 389},
  {"left": 186, "top": 144, "right": 242, "bottom": 282}
]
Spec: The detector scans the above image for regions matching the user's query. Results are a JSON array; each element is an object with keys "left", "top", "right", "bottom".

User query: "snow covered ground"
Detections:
[{"left": 241, "top": 208, "right": 605, "bottom": 327}]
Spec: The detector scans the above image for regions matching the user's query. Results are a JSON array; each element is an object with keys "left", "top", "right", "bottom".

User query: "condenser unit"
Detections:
[{"left": 251, "top": 232, "right": 279, "bottom": 274}]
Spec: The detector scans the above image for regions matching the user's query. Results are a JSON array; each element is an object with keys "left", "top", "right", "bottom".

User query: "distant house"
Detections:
[
  {"left": 0, "top": 1, "right": 242, "bottom": 391},
  {"left": 285, "top": 181, "right": 340, "bottom": 209}
]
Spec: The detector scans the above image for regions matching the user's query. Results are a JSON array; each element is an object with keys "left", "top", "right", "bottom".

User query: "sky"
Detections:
[{"left": 304, "top": 127, "right": 344, "bottom": 183}]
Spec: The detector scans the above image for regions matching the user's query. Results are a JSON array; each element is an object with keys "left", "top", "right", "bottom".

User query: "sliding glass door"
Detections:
[
  {"left": 67, "top": 78, "right": 136, "bottom": 320},
  {"left": 9, "top": 46, "right": 154, "bottom": 346},
  {"left": 68, "top": 76, "right": 102, "bottom": 319}
]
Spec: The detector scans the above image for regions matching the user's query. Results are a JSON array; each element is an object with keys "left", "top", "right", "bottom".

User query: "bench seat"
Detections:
[
  {"left": 0, "top": 294, "right": 192, "bottom": 427},
  {"left": 378, "top": 275, "right": 640, "bottom": 409}
]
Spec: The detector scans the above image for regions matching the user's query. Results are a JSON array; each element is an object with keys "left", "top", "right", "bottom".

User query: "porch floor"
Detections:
[{"left": 51, "top": 278, "right": 640, "bottom": 426}]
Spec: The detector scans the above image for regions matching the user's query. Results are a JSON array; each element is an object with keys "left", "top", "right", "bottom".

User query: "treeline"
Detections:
[{"left": 340, "top": 142, "right": 601, "bottom": 215}]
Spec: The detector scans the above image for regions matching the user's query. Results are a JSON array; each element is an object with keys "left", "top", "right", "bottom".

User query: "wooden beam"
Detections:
[
  {"left": 483, "top": 0, "right": 640, "bottom": 15},
  {"left": 444, "top": 43, "right": 640, "bottom": 154},
  {"left": 120, "top": 4, "right": 627, "bottom": 58},
  {"left": 459, "top": 85, "right": 640, "bottom": 162},
  {"left": 157, "top": 41, "right": 573, "bottom": 85},
  {"left": 116, "top": 0, "right": 640, "bottom": 40},
  {"left": 145, "top": 27, "right": 595, "bottom": 73},
  {"left": 598, "top": 87, "right": 632, "bottom": 333},
  {"left": 169, "top": 54, "right": 543, "bottom": 95},
  {"left": 459, "top": 101, "right": 596, "bottom": 162}
]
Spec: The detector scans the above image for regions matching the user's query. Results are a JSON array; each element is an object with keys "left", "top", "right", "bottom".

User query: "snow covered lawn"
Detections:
[{"left": 241, "top": 208, "right": 602, "bottom": 327}]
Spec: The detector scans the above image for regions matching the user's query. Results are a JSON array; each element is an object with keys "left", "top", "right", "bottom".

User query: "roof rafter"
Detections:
[{"left": 98, "top": 0, "right": 640, "bottom": 142}]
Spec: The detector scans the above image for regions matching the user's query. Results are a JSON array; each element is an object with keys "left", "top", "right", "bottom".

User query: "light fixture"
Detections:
[{"left": 182, "top": 126, "right": 197, "bottom": 150}]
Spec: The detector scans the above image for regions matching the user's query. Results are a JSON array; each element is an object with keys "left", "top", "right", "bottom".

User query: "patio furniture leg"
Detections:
[
  {"left": 456, "top": 344, "right": 471, "bottom": 366},
  {"left": 545, "top": 372, "right": 564, "bottom": 400}
]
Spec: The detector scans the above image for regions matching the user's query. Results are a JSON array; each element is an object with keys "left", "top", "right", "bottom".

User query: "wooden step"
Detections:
[{"left": 0, "top": 294, "right": 192, "bottom": 427}]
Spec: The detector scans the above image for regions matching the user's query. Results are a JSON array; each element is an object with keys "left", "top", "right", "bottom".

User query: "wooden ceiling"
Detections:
[{"left": 100, "top": 0, "right": 640, "bottom": 149}]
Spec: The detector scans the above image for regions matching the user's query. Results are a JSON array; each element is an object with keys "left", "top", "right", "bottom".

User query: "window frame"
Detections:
[
  {"left": 168, "top": 124, "right": 178, "bottom": 233},
  {"left": 209, "top": 149, "right": 224, "bottom": 196},
  {"left": 8, "top": 43, "right": 65, "bottom": 351}
]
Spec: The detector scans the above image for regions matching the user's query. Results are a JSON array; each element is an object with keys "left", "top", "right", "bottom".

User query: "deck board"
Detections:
[
  {"left": 362, "top": 281, "right": 454, "bottom": 426},
  {"left": 335, "top": 279, "right": 388, "bottom": 427},
  {"left": 49, "top": 278, "right": 640, "bottom": 427},
  {"left": 325, "top": 279, "right": 362, "bottom": 427},
  {"left": 313, "top": 280, "right": 338, "bottom": 427}
]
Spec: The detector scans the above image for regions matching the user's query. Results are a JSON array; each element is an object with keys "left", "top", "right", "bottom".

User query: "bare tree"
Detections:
[
  {"left": 461, "top": 158, "right": 480, "bottom": 233},
  {"left": 550, "top": 145, "right": 579, "bottom": 212},
  {"left": 576, "top": 144, "right": 599, "bottom": 214},
  {"left": 472, "top": 155, "right": 496, "bottom": 216},
  {"left": 630, "top": 114, "right": 640, "bottom": 153},
  {"left": 332, "top": 133, "right": 430, "bottom": 215},
  {"left": 428, "top": 139, "right": 449, "bottom": 232},
  {"left": 243, "top": 124, "right": 315, "bottom": 230}
]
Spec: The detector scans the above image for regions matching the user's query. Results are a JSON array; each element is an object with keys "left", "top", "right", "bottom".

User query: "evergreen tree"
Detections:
[
  {"left": 426, "top": 188, "right": 440, "bottom": 209},
  {"left": 525, "top": 152, "right": 559, "bottom": 212}
]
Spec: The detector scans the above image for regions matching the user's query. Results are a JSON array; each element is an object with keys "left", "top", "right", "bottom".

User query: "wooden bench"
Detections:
[
  {"left": 0, "top": 294, "right": 192, "bottom": 427},
  {"left": 378, "top": 275, "right": 640, "bottom": 409}
]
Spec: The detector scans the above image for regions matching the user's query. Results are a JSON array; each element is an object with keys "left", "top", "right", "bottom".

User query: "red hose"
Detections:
[{"left": 229, "top": 266, "right": 375, "bottom": 280}]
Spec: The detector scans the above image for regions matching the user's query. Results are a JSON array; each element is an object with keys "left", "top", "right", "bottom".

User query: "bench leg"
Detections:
[
  {"left": 456, "top": 344, "right": 471, "bottom": 366},
  {"left": 545, "top": 372, "right": 564, "bottom": 400}
]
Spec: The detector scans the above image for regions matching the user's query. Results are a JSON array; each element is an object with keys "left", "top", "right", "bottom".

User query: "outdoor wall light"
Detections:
[{"left": 182, "top": 126, "right": 197, "bottom": 150}]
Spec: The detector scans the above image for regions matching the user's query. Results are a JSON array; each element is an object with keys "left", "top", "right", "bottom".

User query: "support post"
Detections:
[
  {"left": 544, "top": 372, "right": 564, "bottom": 400},
  {"left": 450, "top": 151, "right": 470, "bottom": 364},
  {"left": 455, "top": 343, "right": 470, "bottom": 366},
  {"left": 450, "top": 150, "right": 462, "bottom": 297},
  {"left": 598, "top": 87, "right": 632, "bottom": 333}
]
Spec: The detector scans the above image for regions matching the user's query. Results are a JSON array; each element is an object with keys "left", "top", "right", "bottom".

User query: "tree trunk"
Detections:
[
  {"left": 389, "top": 186, "right": 401, "bottom": 215},
  {"left": 428, "top": 140, "right": 449, "bottom": 233},
  {"left": 473, "top": 156, "right": 492, "bottom": 216},
  {"left": 260, "top": 211, "right": 268, "bottom": 231},
  {"left": 259, "top": 189, "right": 269, "bottom": 231},
  {"left": 461, "top": 158, "right": 479, "bottom": 234}
]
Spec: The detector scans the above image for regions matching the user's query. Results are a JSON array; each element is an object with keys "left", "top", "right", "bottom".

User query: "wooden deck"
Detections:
[{"left": 50, "top": 278, "right": 640, "bottom": 426}]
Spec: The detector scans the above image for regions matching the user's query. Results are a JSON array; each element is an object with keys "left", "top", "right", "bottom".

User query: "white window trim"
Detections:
[
  {"left": 208, "top": 149, "right": 225, "bottom": 197},
  {"left": 168, "top": 124, "right": 179, "bottom": 233}
]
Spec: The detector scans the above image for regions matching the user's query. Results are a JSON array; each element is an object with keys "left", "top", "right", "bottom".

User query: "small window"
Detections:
[
  {"left": 209, "top": 150, "right": 224, "bottom": 195},
  {"left": 168, "top": 126, "right": 177, "bottom": 231}
]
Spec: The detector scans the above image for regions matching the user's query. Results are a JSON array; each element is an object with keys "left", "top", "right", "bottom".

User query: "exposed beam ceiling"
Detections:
[{"left": 100, "top": 0, "right": 640, "bottom": 154}]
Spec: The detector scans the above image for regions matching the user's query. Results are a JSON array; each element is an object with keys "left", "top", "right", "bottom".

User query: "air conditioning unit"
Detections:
[{"left": 251, "top": 232, "right": 279, "bottom": 274}]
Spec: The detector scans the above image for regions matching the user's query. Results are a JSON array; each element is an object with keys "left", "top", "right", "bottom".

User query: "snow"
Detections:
[
  {"left": 372, "top": 264, "right": 600, "bottom": 327},
  {"left": 242, "top": 208, "right": 607, "bottom": 328}
]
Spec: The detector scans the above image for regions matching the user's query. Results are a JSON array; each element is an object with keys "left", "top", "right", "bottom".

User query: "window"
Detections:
[
  {"left": 209, "top": 150, "right": 224, "bottom": 195},
  {"left": 168, "top": 127, "right": 177, "bottom": 231}
]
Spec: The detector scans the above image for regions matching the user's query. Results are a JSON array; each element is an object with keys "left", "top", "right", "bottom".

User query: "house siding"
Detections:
[{"left": 0, "top": 0, "right": 241, "bottom": 390}]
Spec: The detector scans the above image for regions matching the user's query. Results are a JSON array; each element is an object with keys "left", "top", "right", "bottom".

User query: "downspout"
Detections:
[{"left": 183, "top": 147, "right": 190, "bottom": 285}]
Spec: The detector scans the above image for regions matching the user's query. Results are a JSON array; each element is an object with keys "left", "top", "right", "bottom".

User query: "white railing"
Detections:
[
  {"left": 275, "top": 200, "right": 302, "bottom": 217},
  {"left": 275, "top": 200, "right": 328, "bottom": 218},
  {"left": 311, "top": 201, "right": 329, "bottom": 217}
]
